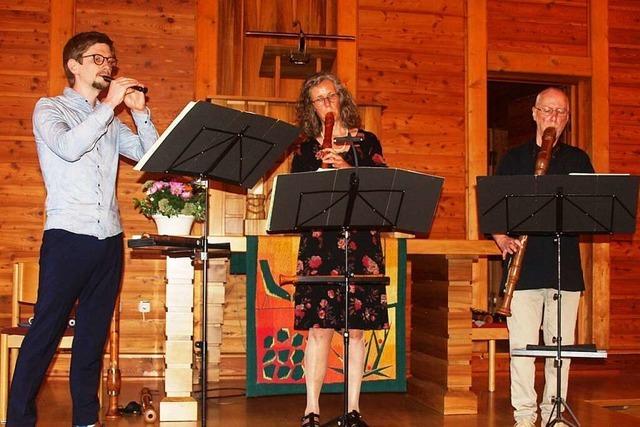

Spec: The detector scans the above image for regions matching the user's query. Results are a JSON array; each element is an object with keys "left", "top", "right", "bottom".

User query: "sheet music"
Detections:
[
  {"left": 134, "top": 101, "right": 198, "bottom": 171},
  {"left": 569, "top": 173, "right": 630, "bottom": 176}
]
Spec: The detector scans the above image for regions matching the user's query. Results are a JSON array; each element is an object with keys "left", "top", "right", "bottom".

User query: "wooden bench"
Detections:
[{"left": 471, "top": 324, "right": 509, "bottom": 392}]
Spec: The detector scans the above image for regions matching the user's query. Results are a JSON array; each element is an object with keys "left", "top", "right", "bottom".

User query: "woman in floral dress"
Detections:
[{"left": 292, "top": 72, "right": 388, "bottom": 427}]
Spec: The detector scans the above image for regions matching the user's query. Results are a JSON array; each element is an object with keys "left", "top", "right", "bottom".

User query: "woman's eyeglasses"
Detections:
[{"left": 312, "top": 92, "right": 339, "bottom": 106}]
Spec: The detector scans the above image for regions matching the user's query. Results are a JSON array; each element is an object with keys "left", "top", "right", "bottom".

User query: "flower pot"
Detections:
[{"left": 152, "top": 214, "right": 195, "bottom": 236}]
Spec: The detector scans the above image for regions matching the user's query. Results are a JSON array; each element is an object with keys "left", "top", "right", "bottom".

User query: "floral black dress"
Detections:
[{"left": 291, "top": 130, "right": 389, "bottom": 331}]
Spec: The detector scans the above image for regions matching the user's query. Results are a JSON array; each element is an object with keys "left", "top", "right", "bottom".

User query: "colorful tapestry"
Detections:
[{"left": 246, "top": 235, "right": 406, "bottom": 396}]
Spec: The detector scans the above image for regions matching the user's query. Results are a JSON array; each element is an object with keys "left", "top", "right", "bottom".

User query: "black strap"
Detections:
[{"left": 301, "top": 412, "right": 320, "bottom": 427}]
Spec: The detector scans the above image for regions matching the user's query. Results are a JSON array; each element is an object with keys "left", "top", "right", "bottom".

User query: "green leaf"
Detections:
[
  {"left": 277, "top": 365, "right": 291, "bottom": 379},
  {"left": 263, "top": 336, "right": 274, "bottom": 348},
  {"left": 263, "top": 364, "right": 275, "bottom": 380},
  {"left": 277, "top": 349, "right": 290, "bottom": 364},
  {"left": 276, "top": 328, "right": 290, "bottom": 343},
  {"left": 291, "top": 333, "right": 304, "bottom": 347},
  {"left": 262, "top": 349, "right": 276, "bottom": 364},
  {"left": 291, "top": 349, "right": 304, "bottom": 364}
]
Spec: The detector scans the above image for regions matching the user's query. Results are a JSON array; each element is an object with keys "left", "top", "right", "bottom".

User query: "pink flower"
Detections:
[
  {"left": 180, "top": 191, "right": 192, "bottom": 200},
  {"left": 327, "top": 289, "right": 335, "bottom": 299},
  {"left": 362, "top": 255, "right": 380, "bottom": 274},
  {"left": 169, "top": 181, "right": 185, "bottom": 196},
  {"left": 148, "top": 181, "right": 167, "bottom": 195},
  {"left": 318, "top": 309, "right": 326, "bottom": 319},
  {"left": 312, "top": 231, "right": 322, "bottom": 239},
  {"left": 337, "top": 238, "right": 346, "bottom": 250},
  {"left": 308, "top": 256, "right": 322, "bottom": 269},
  {"left": 354, "top": 298, "right": 362, "bottom": 311}
]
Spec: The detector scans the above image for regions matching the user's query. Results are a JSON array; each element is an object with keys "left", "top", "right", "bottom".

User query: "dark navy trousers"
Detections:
[{"left": 7, "top": 229, "right": 123, "bottom": 427}]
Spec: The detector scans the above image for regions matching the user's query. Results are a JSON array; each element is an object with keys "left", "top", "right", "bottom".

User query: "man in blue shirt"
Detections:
[{"left": 7, "top": 31, "right": 158, "bottom": 427}]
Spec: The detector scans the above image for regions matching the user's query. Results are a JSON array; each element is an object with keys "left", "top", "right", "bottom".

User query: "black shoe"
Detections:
[
  {"left": 346, "top": 410, "right": 369, "bottom": 427},
  {"left": 301, "top": 412, "right": 320, "bottom": 427}
]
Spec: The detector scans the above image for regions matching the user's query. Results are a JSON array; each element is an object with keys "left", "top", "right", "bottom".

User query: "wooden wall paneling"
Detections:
[
  {"left": 242, "top": 0, "right": 288, "bottom": 98},
  {"left": 487, "top": 0, "right": 589, "bottom": 57},
  {"left": 0, "top": 0, "right": 50, "bottom": 323},
  {"left": 608, "top": 0, "right": 640, "bottom": 351},
  {"left": 359, "top": 0, "right": 465, "bottom": 16},
  {"left": 337, "top": 0, "right": 357, "bottom": 94},
  {"left": 488, "top": 52, "right": 592, "bottom": 77},
  {"left": 48, "top": 0, "right": 75, "bottom": 95},
  {"left": 357, "top": 4, "right": 467, "bottom": 239},
  {"left": 218, "top": 0, "right": 244, "bottom": 95},
  {"left": 195, "top": 0, "right": 218, "bottom": 100}
]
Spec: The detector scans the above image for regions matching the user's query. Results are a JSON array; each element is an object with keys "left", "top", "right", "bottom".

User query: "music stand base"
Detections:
[
  {"left": 545, "top": 396, "right": 580, "bottom": 427},
  {"left": 321, "top": 414, "right": 368, "bottom": 427}
]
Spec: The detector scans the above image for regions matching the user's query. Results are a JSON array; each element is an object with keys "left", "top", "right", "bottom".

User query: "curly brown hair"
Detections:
[{"left": 295, "top": 72, "right": 361, "bottom": 138}]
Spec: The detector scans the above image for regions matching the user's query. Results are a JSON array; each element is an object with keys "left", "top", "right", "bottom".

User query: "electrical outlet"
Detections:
[{"left": 138, "top": 300, "right": 151, "bottom": 313}]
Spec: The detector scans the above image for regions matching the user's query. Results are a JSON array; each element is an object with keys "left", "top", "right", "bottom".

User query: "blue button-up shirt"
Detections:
[{"left": 33, "top": 87, "right": 159, "bottom": 239}]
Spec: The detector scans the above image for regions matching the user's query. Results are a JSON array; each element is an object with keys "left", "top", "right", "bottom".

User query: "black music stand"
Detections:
[
  {"left": 134, "top": 101, "right": 300, "bottom": 425},
  {"left": 268, "top": 166, "right": 443, "bottom": 426},
  {"left": 477, "top": 174, "right": 639, "bottom": 427}
]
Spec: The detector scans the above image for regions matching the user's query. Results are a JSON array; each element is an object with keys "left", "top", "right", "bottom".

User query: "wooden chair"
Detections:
[
  {"left": 471, "top": 323, "right": 509, "bottom": 392},
  {"left": 0, "top": 262, "right": 102, "bottom": 422}
]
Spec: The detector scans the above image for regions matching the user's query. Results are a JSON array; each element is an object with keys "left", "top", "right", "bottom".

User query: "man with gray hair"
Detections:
[{"left": 492, "top": 87, "right": 594, "bottom": 427}]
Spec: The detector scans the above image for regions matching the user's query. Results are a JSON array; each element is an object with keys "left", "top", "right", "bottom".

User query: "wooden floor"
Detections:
[{"left": 36, "top": 370, "right": 640, "bottom": 426}]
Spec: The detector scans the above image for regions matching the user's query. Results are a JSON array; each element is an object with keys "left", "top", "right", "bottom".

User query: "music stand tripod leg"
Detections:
[{"left": 544, "top": 233, "right": 580, "bottom": 427}]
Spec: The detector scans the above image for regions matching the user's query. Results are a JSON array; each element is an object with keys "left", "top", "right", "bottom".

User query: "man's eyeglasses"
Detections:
[
  {"left": 534, "top": 105, "right": 569, "bottom": 117},
  {"left": 312, "top": 92, "right": 339, "bottom": 106},
  {"left": 80, "top": 54, "right": 118, "bottom": 68}
]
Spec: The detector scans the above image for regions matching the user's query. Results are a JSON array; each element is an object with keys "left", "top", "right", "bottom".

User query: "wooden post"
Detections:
[
  {"left": 466, "top": 0, "right": 490, "bottom": 312},
  {"left": 589, "top": 0, "right": 610, "bottom": 349}
]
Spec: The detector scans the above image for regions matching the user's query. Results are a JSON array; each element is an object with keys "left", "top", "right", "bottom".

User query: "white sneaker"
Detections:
[
  {"left": 540, "top": 418, "right": 569, "bottom": 426},
  {"left": 514, "top": 420, "right": 536, "bottom": 427}
]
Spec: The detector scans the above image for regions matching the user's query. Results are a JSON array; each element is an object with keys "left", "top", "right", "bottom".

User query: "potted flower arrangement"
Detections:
[{"left": 134, "top": 179, "right": 206, "bottom": 235}]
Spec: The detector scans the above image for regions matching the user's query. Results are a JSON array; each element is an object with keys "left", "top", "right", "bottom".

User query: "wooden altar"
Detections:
[{"left": 406, "top": 239, "right": 499, "bottom": 415}]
